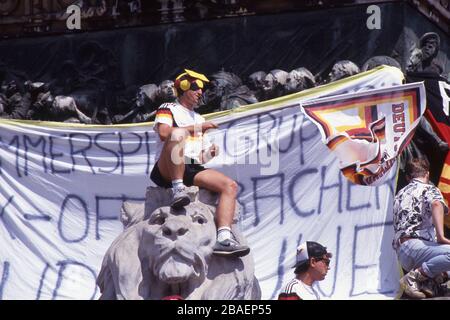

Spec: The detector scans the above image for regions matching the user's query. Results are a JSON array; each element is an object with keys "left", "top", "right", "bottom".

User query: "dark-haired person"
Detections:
[
  {"left": 278, "top": 241, "right": 332, "bottom": 300},
  {"left": 150, "top": 69, "right": 249, "bottom": 258},
  {"left": 393, "top": 158, "right": 450, "bottom": 299}
]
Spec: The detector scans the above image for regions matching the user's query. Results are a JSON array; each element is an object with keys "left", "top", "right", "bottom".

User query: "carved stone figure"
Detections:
[
  {"left": 0, "top": 80, "right": 30, "bottom": 120},
  {"left": 157, "top": 80, "right": 176, "bottom": 103},
  {"left": 284, "top": 67, "right": 316, "bottom": 94},
  {"left": 27, "top": 81, "right": 54, "bottom": 120},
  {"left": 262, "top": 69, "right": 289, "bottom": 100},
  {"left": 328, "top": 60, "right": 360, "bottom": 83},
  {"left": 93, "top": 106, "right": 112, "bottom": 125},
  {"left": 96, "top": 186, "right": 261, "bottom": 300},
  {"left": 133, "top": 83, "right": 157, "bottom": 111},
  {"left": 406, "top": 32, "right": 443, "bottom": 74},
  {"left": 52, "top": 96, "right": 92, "bottom": 124},
  {"left": 15, "top": 80, "right": 92, "bottom": 123},
  {"left": 221, "top": 85, "right": 258, "bottom": 110},
  {"left": 361, "top": 56, "right": 401, "bottom": 72},
  {"left": 114, "top": 79, "right": 176, "bottom": 124},
  {"left": 201, "top": 71, "right": 257, "bottom": 113},
  {"left": 112, "top": 83, "right": 159, "bottom": 124},
  {"left": 247, "top": 71, "right": 267, "bottom": 101}
]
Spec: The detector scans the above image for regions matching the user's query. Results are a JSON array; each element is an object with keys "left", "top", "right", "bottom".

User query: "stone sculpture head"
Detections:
[
  {"left": 285, "top": 67, "right": 316, "bottom": 94},
  {"left": 419, "top": 32, "right": 440, "bottom": 62},
  {"left": 328, "top": 60, "right": 360, "bottom": 82},
  {"left": 248, "top": 71, "right": 267, "bottom": 92},
  {"left": 158, "top": 80, "right": 176, "bottom": 102},
  {"left": 148, "top": 203, "right": 216, "bottom": 284},
  {"left": 407, "top": 32, "right": 443, "bottom": 74},
  {"left": 136, "top": 83, "right": 158, "bottom": 108},
  {"left": 262, "top": 69, "right": 289, "bottom": 99},
  {"left": 262, "top": 70, "right": 288, "bottom": 92},
  {"left": 200, "top": 70, "right": 243, "bottom": 111}
]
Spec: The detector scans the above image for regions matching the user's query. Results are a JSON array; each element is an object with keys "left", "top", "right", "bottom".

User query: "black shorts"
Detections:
[{"left": 150, "top": 161, "right": 206, "bottom": 188}]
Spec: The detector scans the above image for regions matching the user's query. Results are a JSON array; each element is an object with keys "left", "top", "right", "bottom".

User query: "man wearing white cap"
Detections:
[{"left": 278, "top": 241, "right": 332, "bottom": 300}]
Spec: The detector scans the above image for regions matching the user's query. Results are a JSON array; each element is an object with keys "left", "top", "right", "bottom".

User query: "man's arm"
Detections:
[
  {"left": 200, "top": 144, "right": 219, "bottom": 164},
  {"left": 431, "top": 200, "right": 450, "bottom": 245},
  {"left": 156, "top": 122, "right": 218, "bottom": 141},
  {"left": 156, "top": 123, "right": 173, "bottom": 141}
]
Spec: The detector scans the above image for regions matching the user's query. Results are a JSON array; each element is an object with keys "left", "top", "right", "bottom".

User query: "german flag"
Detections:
[
  {"left": 407, "top": 72, "right": 450, "bottom": 227},
  {"left": 154, "top": 106, "right": 174, "bottom": 126},
  {"left": 302, "top": 83, "right": 425, "bottom": 186}
]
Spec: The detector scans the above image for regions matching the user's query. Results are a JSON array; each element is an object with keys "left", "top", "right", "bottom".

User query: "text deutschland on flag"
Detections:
[{"left": 301, "top": 82, "right": 426, "bottom": 186}]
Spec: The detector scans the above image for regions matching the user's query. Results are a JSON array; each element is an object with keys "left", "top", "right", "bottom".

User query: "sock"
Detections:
[
  {"left": 217, "top": 226, "right": 232, "bottom": 242},
  {"left": 172, "top": 179, "right": 184, "bottom": 189}
]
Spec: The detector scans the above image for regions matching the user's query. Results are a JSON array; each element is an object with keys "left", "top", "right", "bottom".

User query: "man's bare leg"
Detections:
[
  {"left": 194, "top": 169, "right": 250, "bottom": 257},
  {"left": 194, "top": 169, "right": 236, "bottom": 227},
  {"left": 157, "top": 128, "right": 190, "bottom": 208}
]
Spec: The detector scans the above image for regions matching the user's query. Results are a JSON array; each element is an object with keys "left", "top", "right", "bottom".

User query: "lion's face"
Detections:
[{"left": 149, "top": 203, "right": 216, "bottom": 284}]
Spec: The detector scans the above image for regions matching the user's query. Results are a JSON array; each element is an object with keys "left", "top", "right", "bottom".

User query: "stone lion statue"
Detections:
[{"left": 96, "top": 186, "right": 261, "bottom": 300}]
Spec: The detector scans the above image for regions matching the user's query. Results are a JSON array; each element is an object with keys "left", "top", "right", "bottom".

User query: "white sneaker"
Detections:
[
  {"left": 212, "top": 238, "right": 250, "bottom": 257},
  {"left": 400, "top": 269, "right": 427, "bottom": 299},
  {"left": 171, "top": 185, "right": 190, "bottom": 208}
]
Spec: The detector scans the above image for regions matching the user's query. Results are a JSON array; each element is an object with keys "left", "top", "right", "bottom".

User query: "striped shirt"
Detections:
[
  {"left": 281, "top": 278, "right": 320, "bottom": 300},
  {"left": 153, "top": 101, "right": 211, "bottom": 163}
]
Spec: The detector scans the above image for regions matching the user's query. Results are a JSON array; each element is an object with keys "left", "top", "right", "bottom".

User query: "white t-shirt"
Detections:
[
  {"left": 281, "top": 278, "right": 320, "bottom": 300},
  {"left": 153, "top": 101, "right": 211, "bottom": 163}
]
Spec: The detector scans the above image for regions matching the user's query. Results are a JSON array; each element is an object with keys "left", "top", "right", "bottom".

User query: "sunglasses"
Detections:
[
  {"left": 314, "top": 257, "right": 331, "bottom": 266},
  {"left": 189, "top": 79, "right": 204, "bottom": 91}
]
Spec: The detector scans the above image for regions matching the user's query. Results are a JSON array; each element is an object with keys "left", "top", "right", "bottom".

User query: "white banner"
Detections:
[{"left": 0, "top": 66, "right": 404, "bottom": 299}]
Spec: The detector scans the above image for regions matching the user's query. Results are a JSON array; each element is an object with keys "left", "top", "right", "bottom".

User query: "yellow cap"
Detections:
[{"left": 176, "top": 69, "right": 209, "bottom": 82}]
